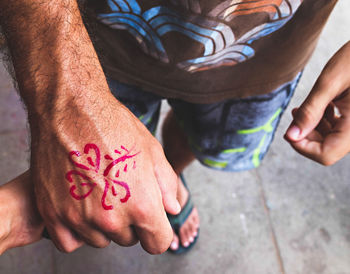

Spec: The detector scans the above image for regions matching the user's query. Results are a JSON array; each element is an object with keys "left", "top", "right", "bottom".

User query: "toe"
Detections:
[
  {"left": 178, "top": 207, "right": 201, "bottom": 248},
  {"left": 179, "top": 226, "right": 190, "bottom": 247},
  {"left": 169, "top": 230, "right": 179, "bottom": 251},
  {"left": 188, "top": 221, "right": 197, "bottom": 239}
]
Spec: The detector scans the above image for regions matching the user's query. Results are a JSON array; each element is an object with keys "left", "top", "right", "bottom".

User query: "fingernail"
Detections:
[
  {"left": 287, "top": 125, "right": 301, "bottom": 140},
  {"left": 189, "top": 236, "right": 194, "bottom": 243},
  {"left": 193, "top": 231, "right": 198, "bottom": 237},
  {"left": 170, "top": 241, "right": 178, "bottom": 250},
  {"left": 183, "top": 241, "right": 189, "bottom": 247}
]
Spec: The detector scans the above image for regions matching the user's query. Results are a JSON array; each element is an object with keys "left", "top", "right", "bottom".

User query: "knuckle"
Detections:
[
  {"left": 133, "top": 203, "right": 152, "bottom": 223},
  {"left": 297, "top": 104, "right": 318, "bottom": 125},
  {"left": 94, "top": 216, "right": 122, "bottom": 233},
  {"left": 64, "top": 209, "right": 83, "bottom": 228},
  {"left": 151, "top": 140, "right": 164, "bottom": 154}
]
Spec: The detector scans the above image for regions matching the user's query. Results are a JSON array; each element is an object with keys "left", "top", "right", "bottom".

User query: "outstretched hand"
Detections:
[{"left": 285, "top": 41, "right": 350, "bottom": 165}]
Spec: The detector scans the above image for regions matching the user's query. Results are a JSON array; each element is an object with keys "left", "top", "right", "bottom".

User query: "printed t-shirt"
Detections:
[{"left": 86, "top": 0, "right": 338, "bottom": 103}]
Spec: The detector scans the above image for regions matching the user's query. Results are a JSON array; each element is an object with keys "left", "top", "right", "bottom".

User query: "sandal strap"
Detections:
[{"left": 167, "top": 174, "right": 193, "bottom": 232}]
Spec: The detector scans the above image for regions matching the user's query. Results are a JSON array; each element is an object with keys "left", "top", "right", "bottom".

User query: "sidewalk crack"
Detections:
[{"left": 254, "top": 169, "right": 286, "bottom": 274}]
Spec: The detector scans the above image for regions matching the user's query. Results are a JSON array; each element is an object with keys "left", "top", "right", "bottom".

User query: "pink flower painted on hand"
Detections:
[{"left": 65, "top": 143, "right": 139, "bottom": 210}]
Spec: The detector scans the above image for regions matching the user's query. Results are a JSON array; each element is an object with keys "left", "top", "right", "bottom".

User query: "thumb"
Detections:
[
  {"left": 285, "top": 83, "right": 337, "bottom": 142},
  {"left": 285, "top": 100, "right": 327, "bottom": 142},
  {"left": 154, "top": 160, "right": 181, "bottom": 215}
]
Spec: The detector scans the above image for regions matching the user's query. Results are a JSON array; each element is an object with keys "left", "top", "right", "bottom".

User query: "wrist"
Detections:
[{"left": 28, "top": 88, "right": 125, "bottom": 149}]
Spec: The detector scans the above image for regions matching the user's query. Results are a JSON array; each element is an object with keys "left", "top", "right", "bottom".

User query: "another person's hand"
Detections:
[
  {"left": 285, "top": 41, "right": 350, "bottom": 165},
  {"left": 0, "top": 171, "right": 44, "bottom": 255}
]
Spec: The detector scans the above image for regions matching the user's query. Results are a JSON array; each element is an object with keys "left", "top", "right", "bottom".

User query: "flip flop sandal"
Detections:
[{"left": 167, "top": 174, "right": 199, "bottom": 255}]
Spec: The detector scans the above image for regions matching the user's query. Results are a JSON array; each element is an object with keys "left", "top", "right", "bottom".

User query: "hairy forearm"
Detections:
[{"left": 0, "top": 0, "right": 111, "bottom": 121}]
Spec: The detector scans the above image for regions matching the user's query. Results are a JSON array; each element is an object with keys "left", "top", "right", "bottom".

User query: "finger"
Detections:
[
  {"left": 286, "top": 87, "right": 334, "bottom": 142},
  {"left": 293, "top": 106, "right": 332, "bottom": 138},
  {"left": 154, "top": 158, "right": 181, "bottom": 215},
  {"left": 45, "top": 223, "right": 84, "bottom": 253},
  {"left": 69, "top": 224, "right": 111, "bottom": 248},
  {"left": 290, "top": 122, "right": 350, "bottom": 165},
  {"left": 105, "top": 226, "right": 139, "bottom": 247},
  {"left": 134, "top": 220, "right": 172, "bottom": 254},
  {"left": 132, "top": 190, "right": 173, "bottom": 254}
]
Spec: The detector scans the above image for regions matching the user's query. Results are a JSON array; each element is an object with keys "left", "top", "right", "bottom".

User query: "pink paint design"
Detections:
[
  {"left": 103, "top": 152, "right": 139, "bottom": 177},
  {"left": 65, "top": 143, "right": 139, "bottom": 210},
  {"left": 101, "top": 178, "right": 131, "bottom": 209},
  {"left": 101, "top": 179, "right": 113, "bottom": 210},
  {"left": 87, "top": 157, "right": 95, "bottom": 167},
  {"left": 66, "top": 170, "right": 91, "bottom": 182},
  {"left": 84, "top": 143, "right": 100, "bottom": 173},
  {"left": 121, "top": 146, "right": 129, "bottom": 153},
  {"left": 65, "top": 170, "right": 97, "bottom": 200},
  {"left": 114, "top": 149, "right": 121, "bottom": 154},
  {"left": 112, "top": 186, "right": 117, "bottom": 196},
  {"left": 112, "top": 180, "right": 131, "bottom": 203},
  {"left": 70, "top": 183, "right": 96, "bottom": 200},
  {"left": 104, "top": 154, "right": 113, "bottom": 160},
  {"left": 69, "top": 151, "right": 90, "bottom": 171},
  {"left": 69, "top": 143, "right": 101, "bottom": 173}
]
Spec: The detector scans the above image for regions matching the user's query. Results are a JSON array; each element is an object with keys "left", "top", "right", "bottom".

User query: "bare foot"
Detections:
[
  {"left": 169, "top": 176, "right": 199, "bottom": 251},
  {"left": 0, "top": 171, "right": 44, "bottom": 254}
]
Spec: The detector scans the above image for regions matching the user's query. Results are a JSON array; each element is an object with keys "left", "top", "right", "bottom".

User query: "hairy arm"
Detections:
[
  {"left": 0, "top": 0, "right": 110, "bottom": 118},
  {"left": 0, "top": 0, "right": 179, "bottom": 254}
]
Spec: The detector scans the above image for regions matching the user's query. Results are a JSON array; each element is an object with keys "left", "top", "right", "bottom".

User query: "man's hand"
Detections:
[
  {"left": 0, "top": 0, "right": 179, "bottom": 254},
  {"left": 285, "top": 41, "right": 350, "bottom": 165},
  {"left": 32, "top": 96, "right": 180, "bottom": 254}
]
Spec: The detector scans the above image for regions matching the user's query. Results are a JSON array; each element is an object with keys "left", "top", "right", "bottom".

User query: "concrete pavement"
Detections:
[{"left": 0, "top": 1, "right": 349, "bottom": 273}]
